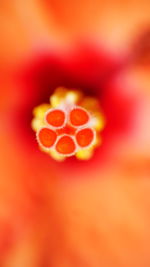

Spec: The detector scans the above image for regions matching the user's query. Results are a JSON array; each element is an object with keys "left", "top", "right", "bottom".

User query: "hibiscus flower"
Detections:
[{"left": 0, "top": 0, "right": 150, "bottom": 266}]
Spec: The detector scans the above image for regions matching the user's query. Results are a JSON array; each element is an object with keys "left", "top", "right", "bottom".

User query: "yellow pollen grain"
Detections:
[
  {"left": 93, "top": 113, "right": 106, "bottom": 131},
  {"left": 50, "top": 87, "right": 68, "bottom": 107},
  {"left": 31, "top": 104, "right": 50, "bottom": 132},
  {"left": 50, "top": 88, "right": 82, "bottom": 107},
  {"left": 76, "top": 148, "right": 94, "bottom": 160},
  {"left": 66, "top": 91, "right": 82, "bottom": 104},
  {"left": 33, "top": 104, "right": 50, "bottom": 119},
  {"left": 31, "top": 118, "right": 45, "bottom": 132},
  {"left": 49, "top": 150, "right": 66, "bottom": 161}
]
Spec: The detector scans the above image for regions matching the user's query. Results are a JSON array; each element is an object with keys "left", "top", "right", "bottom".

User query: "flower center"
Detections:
[{"left": 32, "top": 87, "right": 105, "bottom": 161}]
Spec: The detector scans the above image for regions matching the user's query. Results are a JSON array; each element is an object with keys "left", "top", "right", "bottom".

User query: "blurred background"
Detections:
[{"left": 0, "top": 0, "right": 150, "bottom": 266}]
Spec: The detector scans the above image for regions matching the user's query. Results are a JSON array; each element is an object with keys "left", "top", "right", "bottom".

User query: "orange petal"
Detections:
[
  {"left": 69, "top": 107, "right": 89, "bottom": 127},
  {"left": 56, "top": 135, "right": 76, "bottom": 155},
  {"left": 38, "top": 128, "right": 57, "bottom": 148},
  {"left": 45, "top": 109, "right": 66, "bottom": 128},
  {"left": 76, "top": 128, "right": 94, "bottom": 148}
]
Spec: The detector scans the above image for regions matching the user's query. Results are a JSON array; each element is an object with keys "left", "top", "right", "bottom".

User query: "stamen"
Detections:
[
  {"left": 45, "top": 109, "right": 65, "bottom": 128},
  {"left": 37, "top": 128, "right": 57, "bottom": 148},
  {"left": 32, "top": 88, "right": 105, "bottom": 161},
  {"left": 69, "top": 107, "right": 90, "bottom": 127},
  {"left": 56, "top": 135, "right": 76, "bottom": 155},
  {"left": 76, "top": 128, "right": 95, "bottom": 148}
]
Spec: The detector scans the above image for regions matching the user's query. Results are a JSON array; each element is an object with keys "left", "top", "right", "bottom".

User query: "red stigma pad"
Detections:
[
  {"left": 69, "top": 107, "right": 89, "bottom": 126},
  {"left": 56, "top": 135, "right": 76, "bottom": 155},
  {"left": 46, "top": 109, "right": 65, "bottom": 127},
  {"left": 76, "top": 128, "right": 94, "bottom": 147},
  {"left": 38, "top": 128, "right": 57, "bottom": 148}
]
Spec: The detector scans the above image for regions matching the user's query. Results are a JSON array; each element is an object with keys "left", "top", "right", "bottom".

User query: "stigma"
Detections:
[{"left": 32, "top": 87, "right": 105, "bottom": 161}]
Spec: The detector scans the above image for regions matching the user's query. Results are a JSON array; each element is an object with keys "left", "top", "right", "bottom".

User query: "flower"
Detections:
[{"left": 0, "top": 1, "right": 150, "bottom": 267}]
